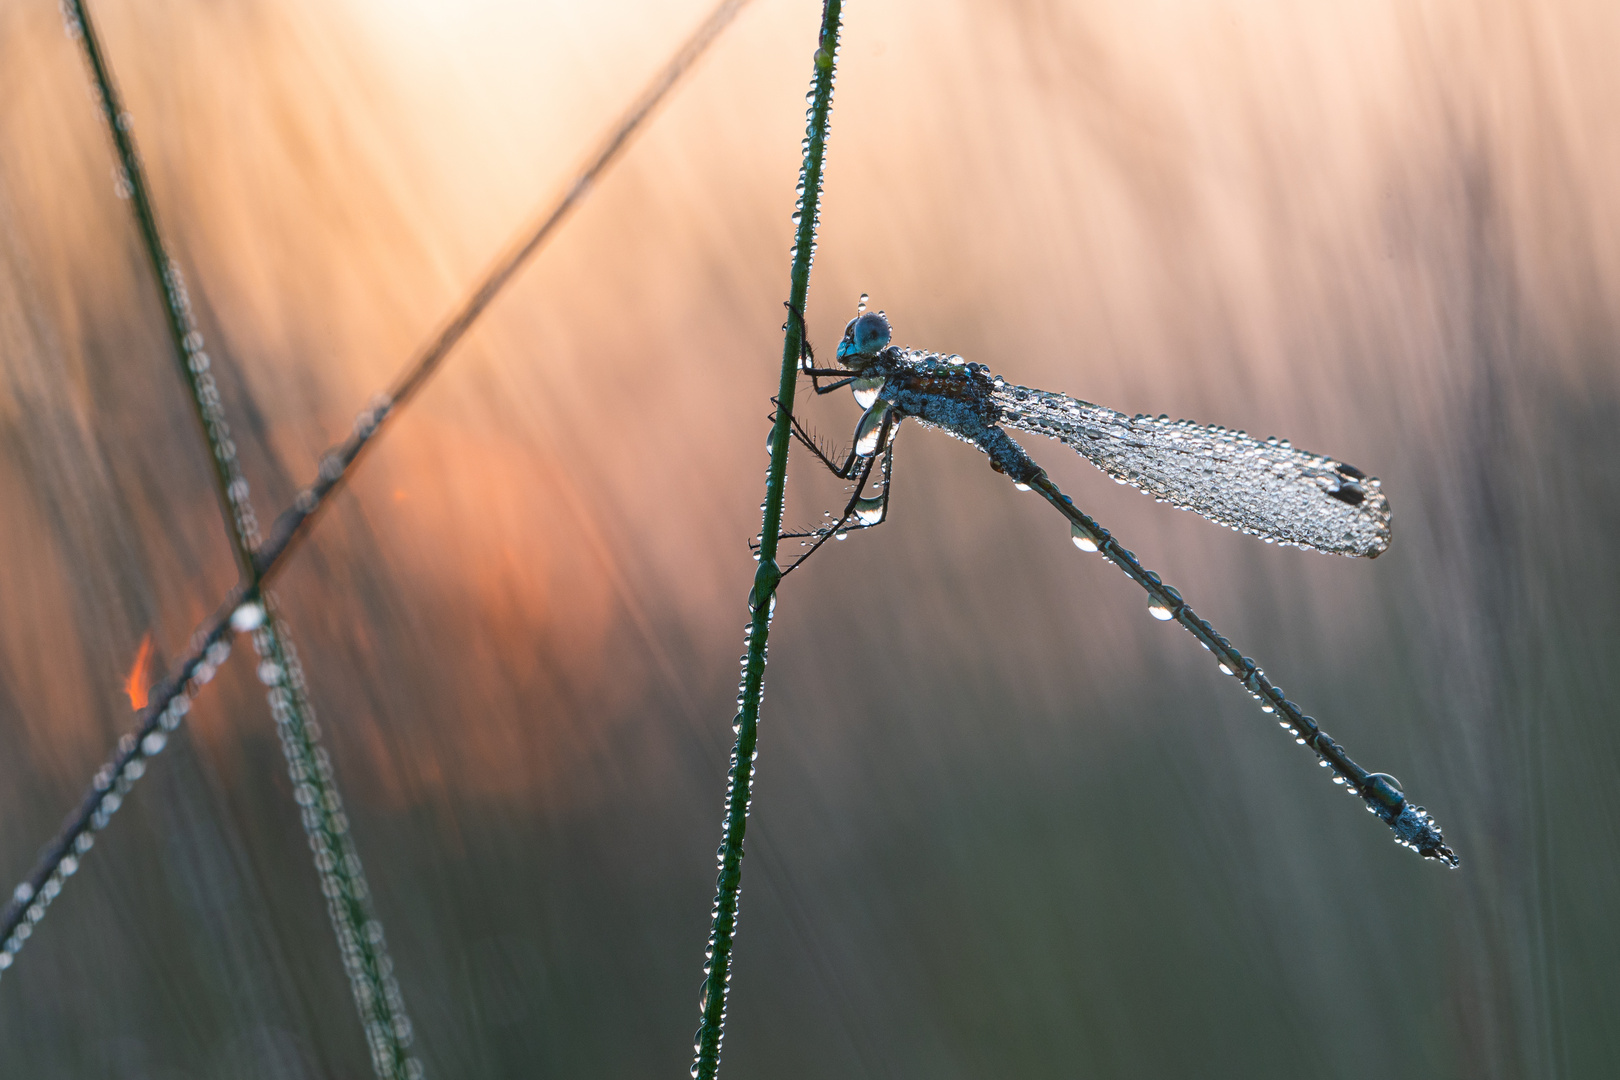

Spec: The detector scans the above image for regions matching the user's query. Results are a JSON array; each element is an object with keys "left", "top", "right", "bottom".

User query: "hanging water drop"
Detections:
[
  {"left": 851, "top": 377, "right": 883, "bottom": 409},
  {"left": 853, "top": 401, "right": 892, "bottom": 456}
]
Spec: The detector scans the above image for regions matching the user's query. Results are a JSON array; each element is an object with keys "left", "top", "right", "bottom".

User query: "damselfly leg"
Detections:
[
  {"left": 753, "top": 304, "right": 898, "bottom": 575},
  {"left": 775, "top": 429, "right": 893, "bottom": 574},
  {"left": 786, "top": 302, "right": 858, "bottom": 396}
]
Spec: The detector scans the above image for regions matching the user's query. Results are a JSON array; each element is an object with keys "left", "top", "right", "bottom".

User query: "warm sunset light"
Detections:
[{"left": 0, "top": 0, "right": 1615, "bottom": 1076}]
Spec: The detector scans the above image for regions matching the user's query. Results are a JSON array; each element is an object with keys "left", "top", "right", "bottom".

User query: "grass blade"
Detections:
[{"left": 691, "top": 3, "right": 844, "bottom": 1077}]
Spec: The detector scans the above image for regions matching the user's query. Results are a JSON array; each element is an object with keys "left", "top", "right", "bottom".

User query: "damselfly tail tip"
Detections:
[
  {"left": 1427, "top": 843, "right": 1461, "bottom": 869},
  {"left": 1384, "top": 799, "right": 1458, "bottom": 868}
]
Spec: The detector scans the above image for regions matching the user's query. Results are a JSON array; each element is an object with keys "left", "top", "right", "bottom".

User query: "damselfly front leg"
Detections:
[{"left": 785, "top": 302, "right": 859, "bottom": 396}]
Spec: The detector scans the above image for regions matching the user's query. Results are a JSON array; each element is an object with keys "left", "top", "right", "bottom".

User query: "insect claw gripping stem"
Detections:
[
  {"left": 785, "top": 302, "right": 855, "bottom": 394},
  {"left": 1025, "top": 469, "right": 1459, "bottom": 867}
]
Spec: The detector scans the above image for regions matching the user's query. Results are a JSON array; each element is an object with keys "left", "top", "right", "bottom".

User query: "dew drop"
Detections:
[
  {"left": 851, "top": 377, "right": 883, "bottom": 409},
  {"left": 1070, "top": 524, "right": 1099, "bottom": 552},
  {"left": 231, "top": 602, "right": 265, "bottom": 633},
  {"left": 853, "top": 402, "right": 892, "bottom": 456},
  {"left": 1148, "top": 602, "right": 1173, "bottom": 621}
]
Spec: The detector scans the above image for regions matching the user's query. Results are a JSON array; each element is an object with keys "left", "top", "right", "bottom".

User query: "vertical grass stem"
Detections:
[{"left": 691, "top": 4, "right": 843, "bottom": 1077}]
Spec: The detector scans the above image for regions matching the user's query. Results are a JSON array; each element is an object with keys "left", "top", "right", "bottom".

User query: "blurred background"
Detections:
[{"left": 1, "top": 0, "right": 1616, "bottom": 1075}]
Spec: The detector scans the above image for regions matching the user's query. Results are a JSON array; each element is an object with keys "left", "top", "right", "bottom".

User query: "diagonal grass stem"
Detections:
[
  {"left": 0, "top": 596, "right": 240, "bottom": 968},
  {"left": 254, "top": 0, "right": 751, "bottom": 578},
  {"left": 62, "top": 0, "right": 260, "bottom": 577}
]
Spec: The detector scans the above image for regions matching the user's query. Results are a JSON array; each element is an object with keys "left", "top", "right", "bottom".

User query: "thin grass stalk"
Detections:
[
  {"left": 691, "top": 4, "right": 843, "bottom": 1077},
  {"left": 251, "top": 604, "right": 419, "bottom": 1079},
  {"left": 61, "top": 3, "right": 419, "bottom": 1072},
  {"left": 1, "top": 0, "right": 746, "bottom": 998},
  {"left": 62, "top": 0, "right": 260, "bottom": 575},
  {"left": 0, "top": 599, "right": 238, "bottom": 969}
]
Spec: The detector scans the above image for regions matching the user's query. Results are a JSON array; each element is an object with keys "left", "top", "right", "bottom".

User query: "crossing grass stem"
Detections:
[
  {"left": 1, "top": 0, "right": 746, "bottom": 983},
  {"left": 55, "top": 2, "right": 421, "bottom": 1073}
]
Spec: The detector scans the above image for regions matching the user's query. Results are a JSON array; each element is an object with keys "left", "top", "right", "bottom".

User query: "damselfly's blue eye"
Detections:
[{"left": 838, "top": 311, "right": 891, "bottom": 361}]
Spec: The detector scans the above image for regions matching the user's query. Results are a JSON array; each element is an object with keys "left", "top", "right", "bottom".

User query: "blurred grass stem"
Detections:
[
  {"left": 0, "top": 0, "right": 752, "bottom": 1036},
  {"left": 59, "top": 1, "right": 421, "bottom": 1074}
]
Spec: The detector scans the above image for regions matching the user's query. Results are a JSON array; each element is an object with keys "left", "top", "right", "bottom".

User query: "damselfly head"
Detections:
[{"left": 837, "top": 310, "right": 891, "bottom": 369}]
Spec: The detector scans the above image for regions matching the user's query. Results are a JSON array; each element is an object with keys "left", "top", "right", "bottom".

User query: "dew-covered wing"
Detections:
[{"left": 993, "top": 383, "right": 1391, "bottom": 557}]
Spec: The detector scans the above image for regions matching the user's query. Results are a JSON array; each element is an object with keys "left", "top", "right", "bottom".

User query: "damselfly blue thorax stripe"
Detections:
[{"left": 770, "top": 299, "right": 1455, "bottom": 867}]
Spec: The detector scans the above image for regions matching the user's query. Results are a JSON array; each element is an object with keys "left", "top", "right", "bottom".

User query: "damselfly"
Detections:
[{"left": 770, "top": 299, "right": 1457, "bottom": 866}]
